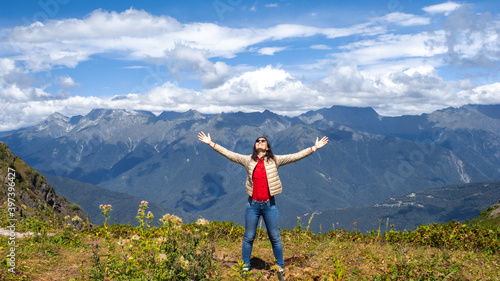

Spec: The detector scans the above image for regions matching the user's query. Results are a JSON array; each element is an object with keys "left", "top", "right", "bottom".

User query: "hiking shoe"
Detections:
[
  {"left": 277, "top": 268, "right": 286, "bottom": 281},
  {"left": 241, "top": 266, "right": 250, "bottom": 277}
]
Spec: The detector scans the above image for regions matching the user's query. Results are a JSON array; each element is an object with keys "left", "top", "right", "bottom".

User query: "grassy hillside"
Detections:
[
  {"left": 1, "top": 200, "right": 499, "bottom": 280},
  {"left": 0, "top": 142, "right": 85, "bottom": 228},
  {"left": 469, "top": 201, "right": 500, "bottom": 228}
]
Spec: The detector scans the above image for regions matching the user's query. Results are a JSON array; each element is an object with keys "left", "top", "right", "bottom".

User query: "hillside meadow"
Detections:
[{"left": 1, "top": 201, "right": 499, "bottom": 280}]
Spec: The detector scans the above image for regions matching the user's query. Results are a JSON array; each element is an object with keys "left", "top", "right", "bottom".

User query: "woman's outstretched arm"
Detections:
[
  {"left": 197, "top": 131, "right": 249, "bottom": 165},
  {"left": 275, "top": 136, "right": 329, "bottom": 167}
]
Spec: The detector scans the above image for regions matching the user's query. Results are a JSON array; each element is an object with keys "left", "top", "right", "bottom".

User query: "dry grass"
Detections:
[
  {"left": 2, "top": 206, "right": 499, "bottom": 280},
  {"left": 212, "top": 234, "right": 500, "bottom": 280},
  {"left": 4, "top": 227, "right": 498, "bottom": 280}
]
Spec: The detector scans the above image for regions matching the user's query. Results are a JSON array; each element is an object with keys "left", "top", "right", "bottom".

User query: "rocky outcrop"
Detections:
[{"left": 489, "top": 203, "right": 500, "bottom": 218}]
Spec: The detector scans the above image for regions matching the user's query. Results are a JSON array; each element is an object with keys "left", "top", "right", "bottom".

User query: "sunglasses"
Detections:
[{"left": 255, "top": 139, "right": 267, "bottom": 143}]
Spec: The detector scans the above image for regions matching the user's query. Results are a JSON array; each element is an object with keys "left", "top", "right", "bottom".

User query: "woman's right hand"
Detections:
[{"left": 198, "top": 131, "right": 212, "bottom": 145}]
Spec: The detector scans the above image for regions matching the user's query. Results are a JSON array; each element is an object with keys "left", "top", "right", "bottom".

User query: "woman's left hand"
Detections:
[
  {"left": 198, "top": 131, "right": 213, "bottom": 145},
  {"left": 314, "top": 136, "right": 329, "bottom": 150}
]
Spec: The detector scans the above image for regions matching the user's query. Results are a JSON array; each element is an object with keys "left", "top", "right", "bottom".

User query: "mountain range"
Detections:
[
  {"left": 1, "top": 104, "right": 499, "bottom": 230},
  {"left": 293, "top": 180, "right": 500, "bottom": 233}
]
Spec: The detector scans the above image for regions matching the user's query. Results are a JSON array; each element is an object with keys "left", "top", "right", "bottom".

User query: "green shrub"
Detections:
[
  {"left": 70, "top": 203, "right": 82, "bottom": 211},
  {"left": 89, "top": 203, "right": 219, "bottom": 280}
]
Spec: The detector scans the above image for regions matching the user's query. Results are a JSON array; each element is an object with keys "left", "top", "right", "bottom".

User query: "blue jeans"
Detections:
[{"left": 242, "top": 197, "right": 284, "bottom": 269}]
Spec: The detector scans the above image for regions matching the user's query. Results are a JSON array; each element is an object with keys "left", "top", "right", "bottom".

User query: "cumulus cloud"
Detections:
[
  {"left": 164, "top": 63, "right": 496, "bottom": 116},
  {"left": 438, "top": 5, "right": 500, "bottom": 68},
  {"left": 204, "top": 65, "right": 318, "bottom": 111},
  {"left": 164, "top": 44, "right": 234, "bottom": 88},
  {"left": 0, "top": 58, "right": 16, "bottom": 76},
  {"left": 0, "top": 58, "right": 53, "bottom": 103},
  {"left": 314, "top": 63, "right": 466, "bottom": 115},
  {"left": 1, "top": 61, "right": 499, "bottom": 131},
  {"left": 458, "top": 82, "right": 500, "bottom": 104},
  {"left": 0, "top": 84, "right": 52, "bottom": 102},
  {"left": 0, "top": 66, "right": 313, "bottom": 130},
  {"left": 57, "top": 76, "right": 80, "bottom": 88}
]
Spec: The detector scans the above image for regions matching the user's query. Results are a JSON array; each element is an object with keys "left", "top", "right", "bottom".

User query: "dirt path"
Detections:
[{"left": 0, "top": 227, "right": 55, "bottom": 238}]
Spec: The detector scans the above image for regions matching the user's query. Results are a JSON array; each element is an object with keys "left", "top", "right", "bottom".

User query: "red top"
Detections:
[{"left": 252, "top": 157, "right": 273, "bottom": 201}]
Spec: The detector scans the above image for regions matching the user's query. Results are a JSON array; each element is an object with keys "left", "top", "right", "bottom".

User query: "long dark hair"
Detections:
[{"left": 251, "top": 136, "right": 276, "bottom": 162}]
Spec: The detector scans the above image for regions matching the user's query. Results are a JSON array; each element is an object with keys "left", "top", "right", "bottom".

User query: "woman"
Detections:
[{"left": 197, "top": 131, "right": 328, "bottom": 275}]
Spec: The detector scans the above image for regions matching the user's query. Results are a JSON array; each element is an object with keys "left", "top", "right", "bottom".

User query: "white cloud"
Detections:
[
  {"left": 450, "top": 79, "right": 475, "bottom": 91},
  {"left": 437, "top": 6, "right": 500, "bottom": 68},
  {"left": 315, "top": 63, "right": 462, "bottom": 116},
  {"left": 0, "top": 58, "right": 16, "bottom": 76},
  {"left": 310, "top": 44, "right": 331, "bottom": 50},
  {"left": 0, "top": 62, "right": 498, "bottom": 131},
  {"left": 10, "top": 9, "right": 181, "bottom": 41},
  {"left": 337, "top": 31, "right": 447, "bottom": 66},
  {"left": 257, "top": 46, "right": 287, "bottom": 55},
  {"left": 57, "top": 76, "right": 79, "bottom": 88},
  {"left": 458, "top": 82, "right": 500, "bottom": 104},
  {"left": 379, "top": 12, "right": 430, "bottom": 26},
  {"left": 2, "top": 8, "right": 387, "bottom": 74},
  {"left": 423, "top": 2, "right": 462, "bottom": 15},
  {"left": 0, "top": 66, "right": 319, "bottom": 130},
  {"left": 164, "top": 44, "right": 235, "bottom": 88},
  {"left": 265, "top": 4, "right": 278, "bottom": 8},
  {"left": 123, "top": 65, "right": 147, "bottom": 69},
  {"left": 0, "top": 83, "right": 52, "bottom": 102}
]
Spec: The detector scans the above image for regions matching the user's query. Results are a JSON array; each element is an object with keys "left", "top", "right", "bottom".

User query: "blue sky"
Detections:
[{"left": 1, "top": 0, "right": 500, "bottom": 131}]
